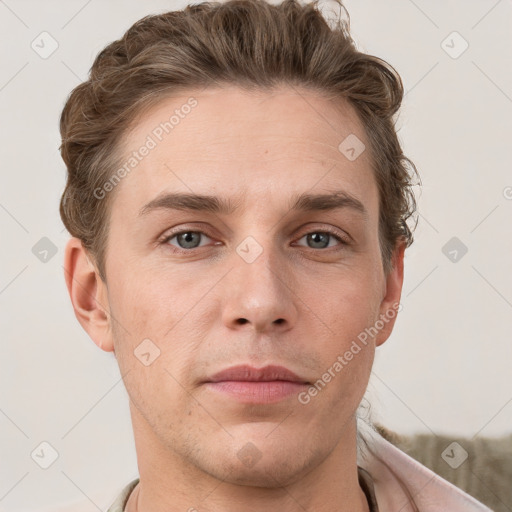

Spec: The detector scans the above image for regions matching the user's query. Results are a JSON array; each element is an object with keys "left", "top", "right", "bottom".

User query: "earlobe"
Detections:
[
  {"left": 375, "top": 240, "right": 406, "bottom": 347},
  {"left": 63, "top": 237, "right": 114, "bottom": 352}
]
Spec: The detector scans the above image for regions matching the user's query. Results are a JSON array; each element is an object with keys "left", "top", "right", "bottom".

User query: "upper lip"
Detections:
[{"left": 205, "top": 365, "right": 309, "bottom": 384}]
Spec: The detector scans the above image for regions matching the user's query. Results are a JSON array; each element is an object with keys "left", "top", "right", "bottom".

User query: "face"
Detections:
[{"left": 68, "top": 85, "right": 404, "bottom": 488}]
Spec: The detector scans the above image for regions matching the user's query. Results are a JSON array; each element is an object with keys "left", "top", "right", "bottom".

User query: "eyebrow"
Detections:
[{"left": 138, "top": 191, "right": 368, "bottom": 219}]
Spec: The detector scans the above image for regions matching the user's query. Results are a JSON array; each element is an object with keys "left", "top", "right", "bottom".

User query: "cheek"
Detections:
[
  {"left": 299, "top": 269, "right": 380, "bottom": 399},
  {"left": 108, "top": 259, "right": 190, "bottom": 331},
  {"left": 312, "top": 271, "right": 381, "bottom": 340},
  {"left": 108, "top": 287, "right": 197, "bottom": 429},
  {"left": 108, "top": 263, "right": 212, "bottom": 379}
]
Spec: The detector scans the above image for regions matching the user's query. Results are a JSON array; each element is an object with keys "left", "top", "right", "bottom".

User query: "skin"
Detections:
[{"left": 64, "top": 85, "right": 405, "bottom": 512}]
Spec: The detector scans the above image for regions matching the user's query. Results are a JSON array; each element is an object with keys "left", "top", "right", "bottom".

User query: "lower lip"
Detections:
[{"left": 205, "top": 381, "right": 309, "bottom": 404}]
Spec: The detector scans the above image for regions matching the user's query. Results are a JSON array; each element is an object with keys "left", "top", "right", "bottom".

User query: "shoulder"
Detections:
[{"left": 357, "top": 421, "right": 493, "bottom": 512}]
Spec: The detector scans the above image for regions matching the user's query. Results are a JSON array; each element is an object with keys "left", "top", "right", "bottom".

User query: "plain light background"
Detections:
[{"left": 1, "top": 0, "right": 511, "bottom": 510}]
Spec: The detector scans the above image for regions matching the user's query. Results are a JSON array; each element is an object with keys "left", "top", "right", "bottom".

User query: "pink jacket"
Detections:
[{"left": 357, "top": 423, "right": 493, "bottom": 511}]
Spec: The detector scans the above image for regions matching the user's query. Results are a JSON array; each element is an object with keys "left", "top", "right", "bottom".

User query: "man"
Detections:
[{"left": 59, "top": 0, "right": 492, "bottom": 510}]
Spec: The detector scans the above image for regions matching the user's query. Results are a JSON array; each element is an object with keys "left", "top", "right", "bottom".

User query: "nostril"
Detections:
[{"left": 234, "top": 318, "right": 285, "bottom": 326}]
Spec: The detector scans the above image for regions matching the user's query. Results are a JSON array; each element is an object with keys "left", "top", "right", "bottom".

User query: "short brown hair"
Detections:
[{"left": 59, "top": 0, "right": 419, "bottom": 282}]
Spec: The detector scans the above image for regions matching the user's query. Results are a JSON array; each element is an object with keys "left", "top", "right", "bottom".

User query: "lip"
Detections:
[
  {"left": 203, "top": 365, "right": 310, "bottom": 404},
  {"left": 206, "top": 364, "right": 309, "bottom": 383}
]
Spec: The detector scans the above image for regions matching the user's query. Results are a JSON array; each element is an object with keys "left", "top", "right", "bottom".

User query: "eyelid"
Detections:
[
  {"left": 295, "top": 220, "right": 352, "bottom": 241},
  {"left": 158, "top": 223, "right": 216, "bottom": 242},
  {"left": 294, "top": 227, "right": 351, "bottom": 247},
  {"left": 159, "top": 228, "right": 216, "bottom": 248}
]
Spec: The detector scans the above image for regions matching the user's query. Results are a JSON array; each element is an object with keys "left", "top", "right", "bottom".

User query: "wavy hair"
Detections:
[{"left": 59, "top": 0, "right": 419, "bottom": 282}]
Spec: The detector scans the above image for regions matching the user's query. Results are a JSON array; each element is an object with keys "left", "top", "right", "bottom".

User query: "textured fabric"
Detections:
[
  {"left": 106, "top": 426, "right": 492, "bottom": 512},
  {"left": 376, "top": 425, "right": 510, "bottom": 511},
  {"left": 356, "top": 422, "right": 493, "bottom": 511}
]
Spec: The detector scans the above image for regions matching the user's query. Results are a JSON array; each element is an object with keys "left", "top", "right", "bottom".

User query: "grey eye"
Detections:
[
  {"left": 177, "top": 232, "right": 202, "bottom": 248},
  {"left": 306, "top": 232, "right": 331, "bottom": 249},
  {"left": 296, "top": 232, "right": 343, "bottom": 249},
  {"left": 166, "top": 231, "right": 212, "bottom": 249}
]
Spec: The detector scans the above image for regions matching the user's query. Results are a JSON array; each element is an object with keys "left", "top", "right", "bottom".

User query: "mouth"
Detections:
[
  {"left": 203, "top": 364, "right": 311, "bottom": 404},
  {"left": 206, "top": 364, "right": 309, "bottom": 383}
]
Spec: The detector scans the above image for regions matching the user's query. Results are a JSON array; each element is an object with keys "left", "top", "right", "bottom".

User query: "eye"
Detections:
[
  {"left": 295, "top": 231, "right": 349, "bottom": 249},
  {"left": 163, "top": 230, "right": 214, "bottom": 250}
]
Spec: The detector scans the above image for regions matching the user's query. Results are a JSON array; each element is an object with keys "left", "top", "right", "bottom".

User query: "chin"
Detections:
[
  {"left": 214, "top": 456, "right": 308, "bottom": 489},
  {"left": 200, "top": 436, "right": 324, "bottom": 489}
]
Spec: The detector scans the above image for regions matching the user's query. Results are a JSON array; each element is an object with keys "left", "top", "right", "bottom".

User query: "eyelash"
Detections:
[{"left": 159, "top": 227, "right": 350, "bottom": 253}]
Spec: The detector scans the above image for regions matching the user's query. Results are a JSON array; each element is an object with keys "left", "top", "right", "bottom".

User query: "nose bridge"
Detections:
[
  {"left": 222, "top": 233, "right": 297, "bottom": 332},
  {"left": 237, "top": 236, "right": 284, "bottom": 296}
]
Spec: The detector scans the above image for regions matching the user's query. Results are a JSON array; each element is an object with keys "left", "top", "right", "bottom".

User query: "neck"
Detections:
[{"left": 125, "top": 403, "right": 370, "bottom": 512}]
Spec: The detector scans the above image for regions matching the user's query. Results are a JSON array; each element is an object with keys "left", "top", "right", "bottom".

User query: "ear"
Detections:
[
  {"left": 63, "top": 237, "right": 114, "bottom": 352},
  {"left": 374, "top": 239, "right": 406, "bottom": 348}
]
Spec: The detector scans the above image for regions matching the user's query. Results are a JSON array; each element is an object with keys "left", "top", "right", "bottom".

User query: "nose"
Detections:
[{"left": 221, "top": 241, "right": 299, "bottom": 334}]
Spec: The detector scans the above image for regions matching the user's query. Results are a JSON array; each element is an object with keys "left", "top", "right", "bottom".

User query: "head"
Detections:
[{"left": 60, "top": 0, "right": 419, "bottom": 489}]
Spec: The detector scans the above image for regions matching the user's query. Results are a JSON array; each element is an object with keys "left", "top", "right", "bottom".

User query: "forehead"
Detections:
[{"left": 112, "top": 85, "right": 377, "bottom": 217}]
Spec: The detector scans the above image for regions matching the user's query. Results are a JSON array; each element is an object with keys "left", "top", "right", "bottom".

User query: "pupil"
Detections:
[
  {"left": 309, "top": 233, "right": 328, "bottom": 248},
  {"left": 179, "top": 232, "right": 199, "bottom": 248}
]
